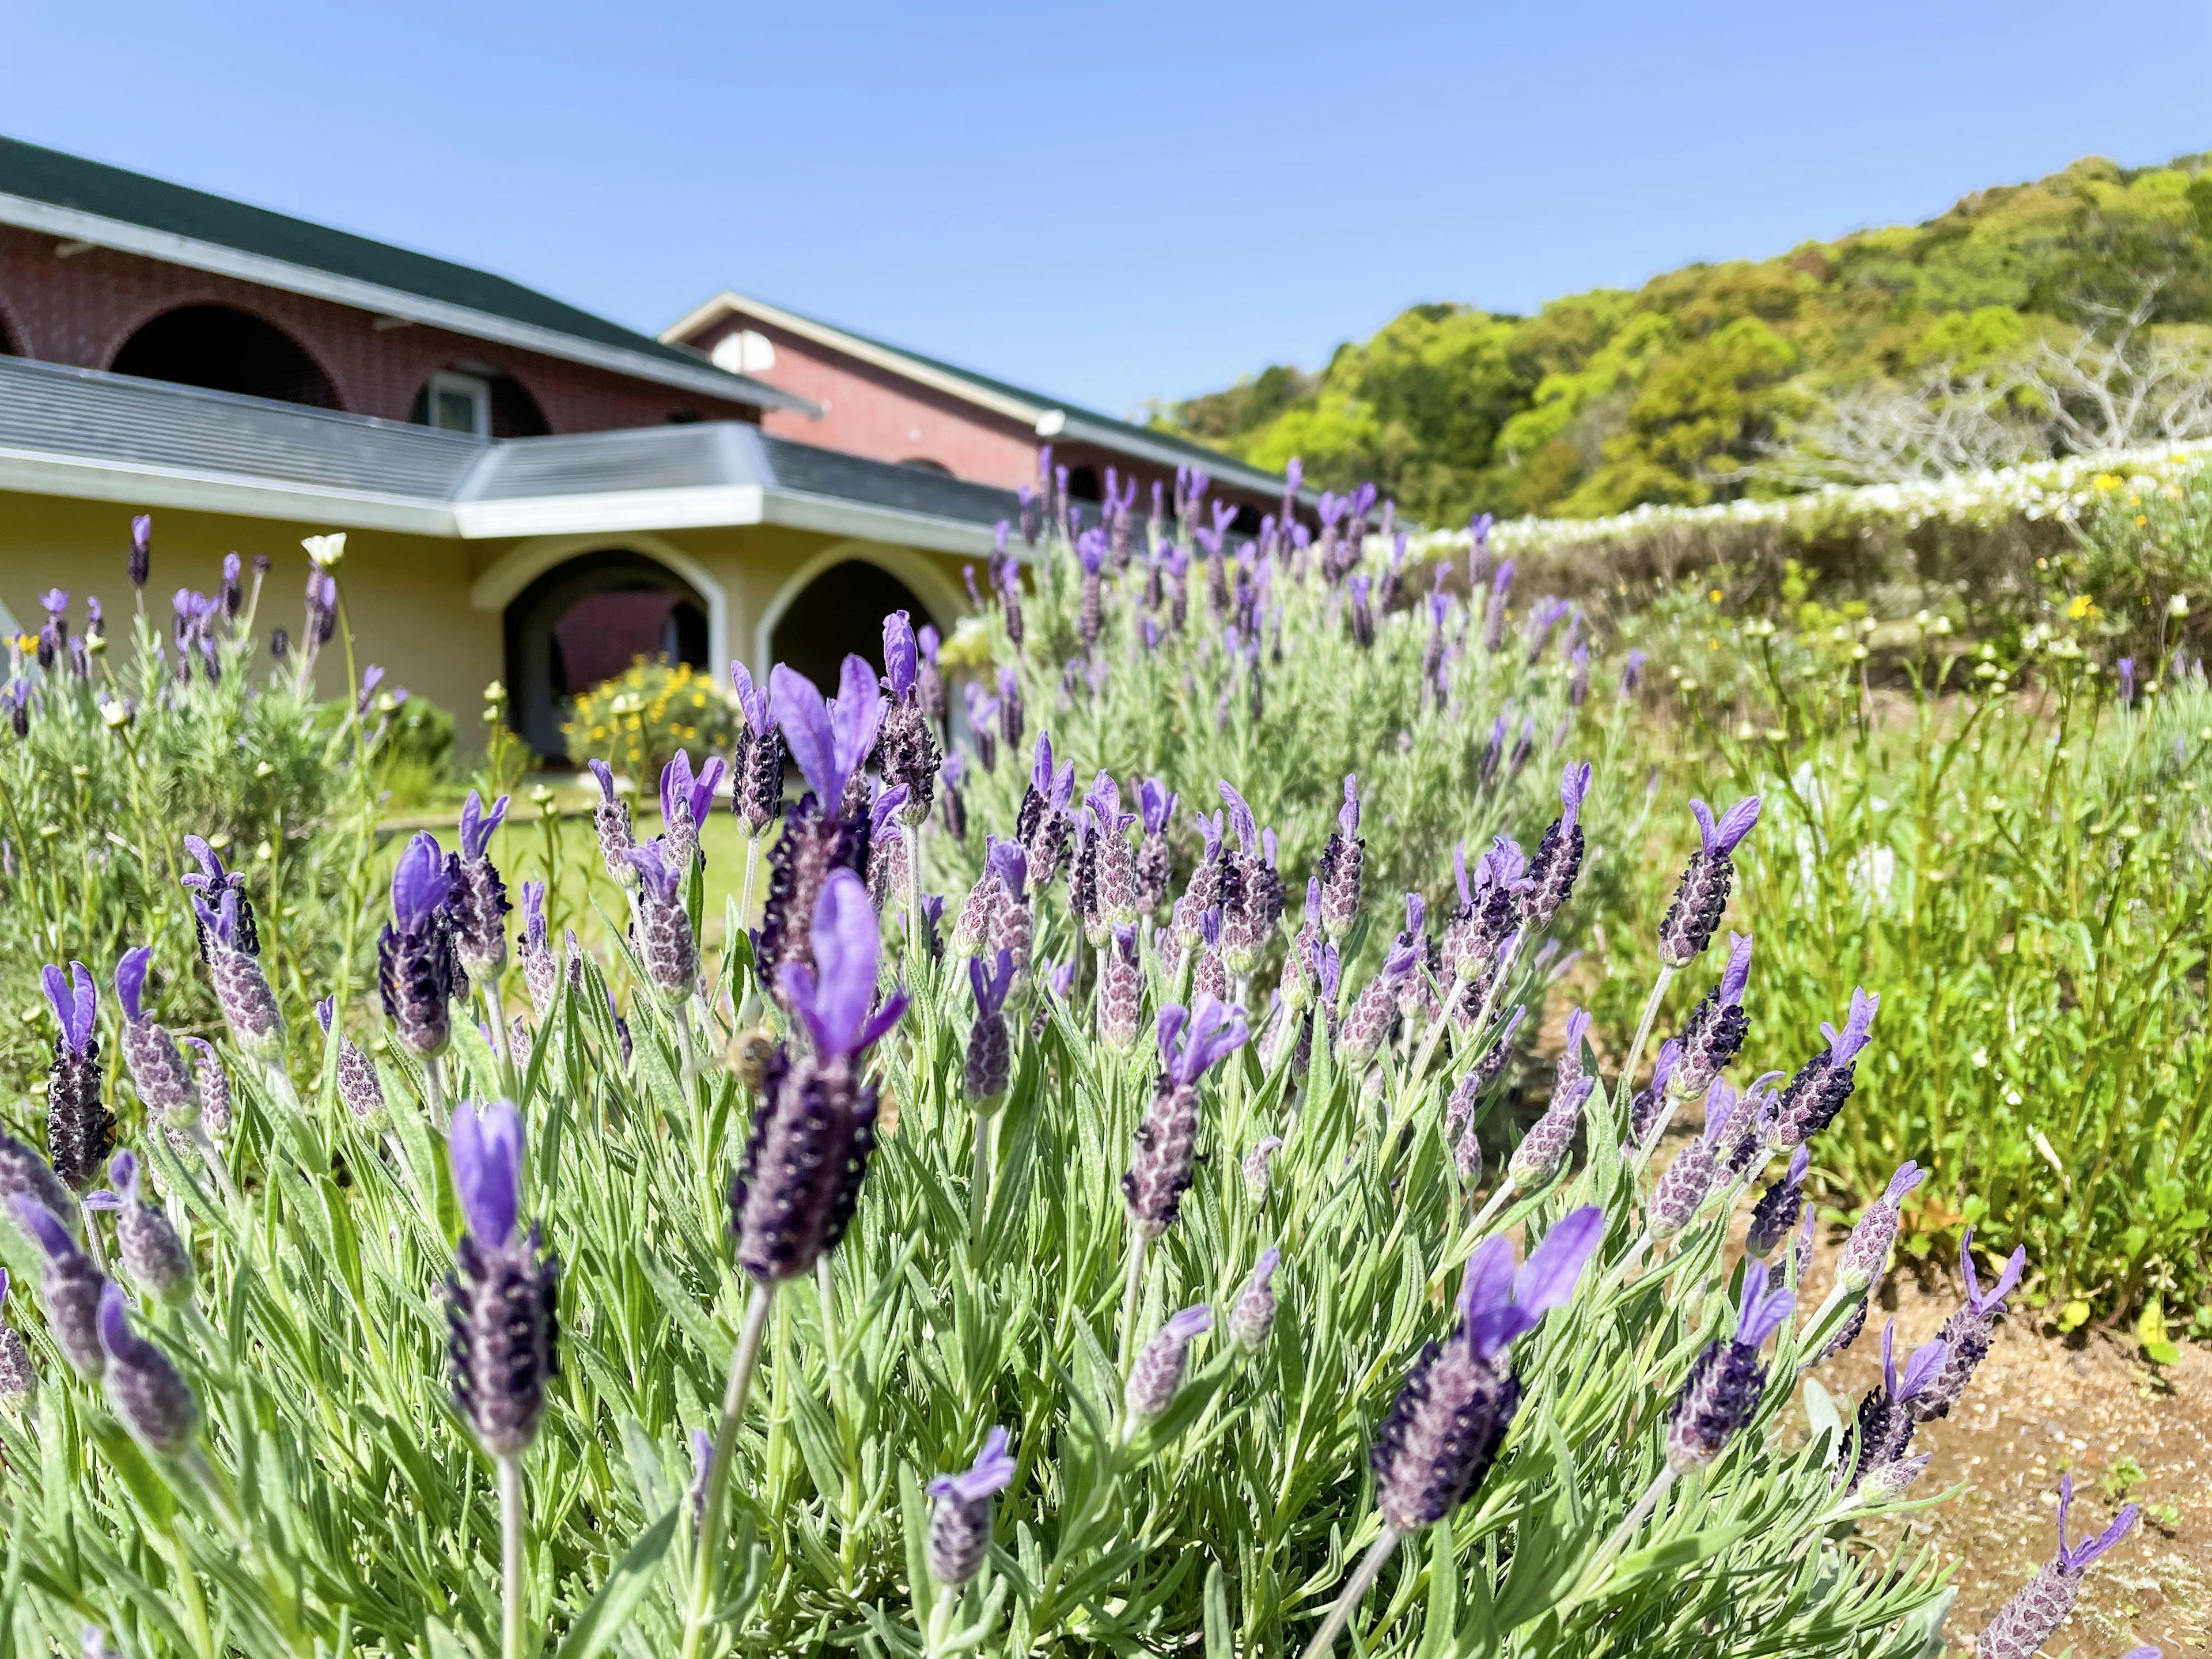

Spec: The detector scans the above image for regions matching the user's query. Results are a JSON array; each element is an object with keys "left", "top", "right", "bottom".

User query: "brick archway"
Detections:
[{"left": 109, "top": 304, "right": 342, "bottom": 410}]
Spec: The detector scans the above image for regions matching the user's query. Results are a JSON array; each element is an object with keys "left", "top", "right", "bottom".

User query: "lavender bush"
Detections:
[{"left": 0, "top": 471, "right": 2158, "bottom": 1657}]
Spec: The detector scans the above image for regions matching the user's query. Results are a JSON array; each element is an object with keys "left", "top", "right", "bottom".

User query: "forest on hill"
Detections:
[{"left": 1159, "top": 150, "right": 2212, "bottom": 524}]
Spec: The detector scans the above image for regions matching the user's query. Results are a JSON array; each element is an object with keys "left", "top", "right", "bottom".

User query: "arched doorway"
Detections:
[
  {"left": 110, "top": 305, "right": 342, "bottom": 408},
  {"left": 768, "top": 559, "right": 932, "bottom": 694},
  {"left": 504, "top": 551, "right": 712, "bottom": 757}
]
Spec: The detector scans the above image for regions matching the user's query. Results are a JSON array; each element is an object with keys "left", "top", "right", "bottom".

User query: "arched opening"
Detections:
[
  {"left": 407, "top": 367, "right": 550, "bottom": 437},
  {"left": 769, "top": 559, "right": 930, "bottom": 695},
  {"left": 503, "top": 550, "right": 711, "bottom": 757},
  {"left": 899, "top": 457, "right": 954, "bottom": 476},
  {"left": 110, "top": 305, "right": 340, "bottom": 408}
]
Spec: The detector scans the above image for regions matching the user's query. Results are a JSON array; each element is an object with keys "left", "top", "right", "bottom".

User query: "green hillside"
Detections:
[{"left": 1161, "top": 150, "right": 2212, "bottom": 523}]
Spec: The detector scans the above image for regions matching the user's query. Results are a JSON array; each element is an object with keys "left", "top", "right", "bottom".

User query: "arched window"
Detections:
[
  {"left": 770, "top": 560, "right": 930, "bottom": 696},
  {"left": 502, "top": 550, "right": 711, "bottom": 756},
  {"left": 109, "top": 305, "right": 340, "bottom": 408},
  {"left": 407, "top": 368, "right": 550, "bottom": 437}
]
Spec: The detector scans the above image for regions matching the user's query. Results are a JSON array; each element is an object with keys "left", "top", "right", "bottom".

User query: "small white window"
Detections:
[
  {"left": 427, "top": 370, "right": 491, "bottom": 435},
  {"left": 711, "top": 329, "right": 777, "bottom": 374}
]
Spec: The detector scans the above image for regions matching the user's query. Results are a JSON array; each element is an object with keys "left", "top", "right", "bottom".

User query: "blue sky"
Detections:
[{"left": 5, "top": 0, "right": 2211, "bottom": 415}]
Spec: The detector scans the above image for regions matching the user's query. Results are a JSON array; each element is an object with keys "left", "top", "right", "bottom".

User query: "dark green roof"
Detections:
[{"left": 0, "top": 134, "right": 781, "bottom": 402}]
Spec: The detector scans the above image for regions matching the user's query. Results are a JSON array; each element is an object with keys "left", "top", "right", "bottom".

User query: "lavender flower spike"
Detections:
[
  {"left": 1648, "top": 1081, "right": 1733, "bottom": 1240},
  {"left": 43, "top": 961, "right": 113, "bottom": 1191},
  {"left": 445, "top": 1100, "right": 559, "bottom": 1457},
  {"left": 1670, "top": 931, "right": 1753, "bottom": 1100},
  {"left": 1125, "top": 1305, "right": 1213, "bottom": 1422},
  {"left": 1506, "top": 1009, "right": 1595, "bottom": 1190},
  {"left": 588, "top": 759, "right": 638, "bottom": 887},
  {"left": 1916, "top": 1228, "right": 2027, "bottom": 1422},
  {"left": 378, "top": 832, "right": 459, "bottom": 1058},
  {"left": 1371, "top": 1208, "right": 1603, "bottom": 1533},
  {"left": 1771, "top": 987, "right": 1880, "bottom": 1149},
  {"left": 1229, "top": 1248, "right": 1282, "bottom": 1350},
  {"left": 926, "top": 1427, "right": 1016, "bottom": 1586},
  {"left": 1745, "top": 1145, "right": 1810, "bottom": 1260},
  {"left": 197, "top": 889, "right": 286, "bottom": 1064},
  {"left": 0, "top": 1267, "right": 33, "bottom": 1406},
  {"left": 115, "top": 947, "right": 200, "bottom": 1132},
  {"left": 1521, "top": 761, "right": 1592, "bottom": 930},
  {"left": 628, "top": 839, "right": 699, "bottom": 1003},
  {"left": 14, "top": 1196, "right": 107, "bottom": 1378},
  {"left": 1975, "top": 1474, "right": 2139, "bottom": 1659},
  {"left": 1665, "top": 1260, "right": 1794, "bottom": 1471},
  {"left": 1840, "top": 1320, "right": 1948, "bottom": 1494},
  {"left": 1835, "top": 1161, "right": 1925, "bottom": 1292},
  {"left": 107, "top": 1152, "right": 192, "bottom": 1305},
  {"left": 1123, "top": 999, "right": 1248, "bottom": 1238},
  {"left": 450, "top": 790, "right": 513, "bottom": 977},
  {"left": 98, "top": 1283, "right": 200, "bottom": 1456},
  {"left": 1318, "top": 775, "right": 1363, "bottom": 941},
  {"left": 1657, "top": 796, "right": 1761, "bottom": 968},
  {"left": 733, "top": 870, "right": 902, "bottom": 1281}
]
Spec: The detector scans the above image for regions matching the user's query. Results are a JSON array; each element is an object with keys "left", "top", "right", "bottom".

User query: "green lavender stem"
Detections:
[
  {"left": 498, "top": 1452, "right": 528, "bottom": 1659},
  {"left": 1300, "top": 1525, "right": 1402, "bottom": 1659},
  {"left": 683, "top": 1281, "right": 776, "bottom": 1659}
]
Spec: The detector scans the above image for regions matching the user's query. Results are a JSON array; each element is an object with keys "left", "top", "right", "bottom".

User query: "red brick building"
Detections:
[
  {"left": 662, "top": 291, "right": 1290, "bottom": 528},
  {"left": 0, "top": 135, "right": 1021, "bottom": 753}
]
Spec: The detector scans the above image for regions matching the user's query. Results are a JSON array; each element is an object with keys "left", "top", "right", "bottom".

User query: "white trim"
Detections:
[
  {"left": 469, "top": 532, "right": 729, "bottom": 671},
  {"left": 0, "top": 446, "right": 460, "bottom": 533},
  {"left": 751, "top": 539, "right": 965, "bottom": 677},
  {"left": 0, "top": 192, "right": 816, "bottom": 415},
  {"left": 426, "top": 369, "right": 491, "bottom": 436},
  {"left": 453, "top": 485, "right": 766, "bottom": 540}
]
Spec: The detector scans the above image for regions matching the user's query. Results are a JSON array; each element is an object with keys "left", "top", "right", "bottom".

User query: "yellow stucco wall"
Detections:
[{"left": 0, "top": 490, "right": 976, "bottom": 755}]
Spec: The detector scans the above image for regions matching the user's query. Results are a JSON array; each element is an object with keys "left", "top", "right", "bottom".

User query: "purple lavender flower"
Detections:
[
  {"left": 1622, "top": 650, "right": 1647, "bottom": 694},
  {"left": 1665, "top": 1260, "right": 1794, "bottom": 1471},
  {"left": 181, "top": 834, "right": 257, "bottom": 959},
  {"left": 1244, "top": 1136, "right": 1284, "bottom": 1204},
  {"left": 876, "top": 612, "right": 941, "bottom": 820},
  {"left": 1839, "top": 1319, "right": 1948, "bottom": 1495},
  {"left": 729, "top": 662, "right": 787, "bottom": 837},
  {"left": 997, "top": 666, "right": 1025, "bottom": 752},
  {"left": 588, "top": 760, "right": 638, "bottom": 887},
  {"left": 1915, "top": 1229, "right": 2027, "bottom": 1422},
  {"left": 2117, "top": 657, "right": 2137, "bottom": 706},
  {"left": 1338, "top": 941, "right": 1421, "bottom": 1062},
  {"left": 628, "top": 839, "right": 698, "bottom": 1003},
  {"left": 1371, "top": 1209, "right": 1603, "bottom": 1532},
  {"left": 1097, "top": 923, "right": 1145, "bottom": 1052},
  {"left": 0, "top": 1268, "right": 33, "bottom": 1405},
  {"left": 1669, "top": 931, "right": 1754, "bottom": 1100},
  {"left": 448, "top": 790, "right": 513, "bottom": 977},
  {"left": 1626, "top": 1040, "right": 1681, "bottom": 1152},
  {"left": 1506, "top": 1010, "right": 1596, "bottom": 1189},
  {"left": 102, "top": 1150, "right": 193, "bottom": 1305},
  {"left": 195, "top": 892, "right": 283, "bottom": 1071},
  {"left": 445, "top": 1100, "right": 560, "bottom": 1457},
  {"left": 1132, "top": 777, "right": 1177, "bottom": 915},
  {"left": 13, "top": 1196, "right": 107, "bottom": 1378},
  {"left": 517, "top": 880, "right": 558, "bottom": 1017},
  {"left": 97, "top": 1282, "right": 199, "bottom": 1455},
  {"left": 758, "top": 658, "right": 881, "bottom": 995},
  {"left": 659, "top": 752, "right": 725, "bottom": 870},
  {"left": 733, "top": 870, "right": 906, "bottom": 1281},
  {"left": 1521, "top": 762, "right": 1592, "bottom": 931},
  {"left": 1975, "top": 1474, "right": 2140, "bottom": 1659},
  {"left": 1126, "top": 1304, "right": 1213, "bottom": 1421},
  {"left": 319, "top": 997, "right": 387, "bottom": 1126},
  {"left": 1123, "top": 999, "right": 1249, "bottom": 1238},
  {"left": 1658, "top": 797, "right": 1761, "bottom": 968},
  {"left": 1228, "top": 1249, "right": 1282, "bottom": 1350},
  {"left": 378, "top": 833, "right": 460, "bottom": 1058},
  {"left": 1569, "top": 643, "right": 1591, "bottom": 706},
  {"left": 926, "top": 1427, "right": 1016, "bottom": 1586},
  {"left": 1835, "top": 1161, "right": 1925, "bottom": 1292},
  {"left": 1745, "top": 1146, "right": 1810, "bottom": 1260},
  {"left": 1016, "top": 732, "right": 1076, "bottom": 885},
  {"left": 965, "top": 950, "right": 1016, "bottom": 1105},
  {"left": 1317, "top": 776, "right": 1363, "bottom": 942},
  {"left": 181, "top": 1039, "right": 229, "bottom": 1140},
  {"left": 1481, "top": 561, "right": 1516, "bottom": 653},
  {"left": 129, "top": 515, "right": 152, "bottom": 588},
  {"left": 40, "top": 961, "right": 111, "bottom": 1192},
  {"left": 1649, "top": 1082, "right": 1734, "bottom": 1240},
  {"left": 1771, "top": 988, "right": 1878, "bottom": 1147}
]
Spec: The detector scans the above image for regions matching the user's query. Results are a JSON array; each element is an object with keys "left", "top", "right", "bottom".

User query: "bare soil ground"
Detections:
[{"left": 1813, "top": 1266, "right": 2207, "bottom": 1657}]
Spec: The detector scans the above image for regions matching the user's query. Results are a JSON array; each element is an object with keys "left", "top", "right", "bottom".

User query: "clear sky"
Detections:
[{"left": 5, "top": 0, "right": 2211, "bottom": 417}]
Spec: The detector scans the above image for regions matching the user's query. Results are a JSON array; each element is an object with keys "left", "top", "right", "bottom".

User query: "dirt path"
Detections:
[{"left": 1813, "top": 1268, "right": 2207, "bottom": 1657}]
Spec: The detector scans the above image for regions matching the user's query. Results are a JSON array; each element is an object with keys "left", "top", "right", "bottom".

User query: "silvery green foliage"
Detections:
[{"left": 0, "top": 488, "right": 2057, "bottom": 1659}]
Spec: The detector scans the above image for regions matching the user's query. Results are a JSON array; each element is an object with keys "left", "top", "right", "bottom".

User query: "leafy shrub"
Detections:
[
  {"left": 1592, "top": 623, "right": 2212, "bottom": 1325},
  {"left": 565, "top": 658, "right": 737, "bottom": 783}
]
